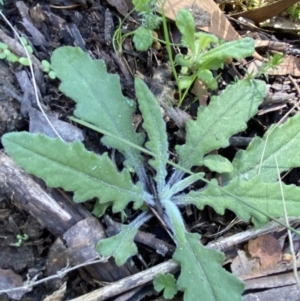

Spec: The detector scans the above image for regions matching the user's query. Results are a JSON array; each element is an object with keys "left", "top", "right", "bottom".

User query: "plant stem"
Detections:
[
  {"left": 161, "top": 3, "right": 182, "bottom": 102},
  {"left": 70, "top": 116, "right": 300, "bottom": 236}
]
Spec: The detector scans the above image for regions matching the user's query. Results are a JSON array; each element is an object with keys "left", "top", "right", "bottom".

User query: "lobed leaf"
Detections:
[
  {"left": 203, "top": 154, "right": 233, "bottom": 173},
  {"left": 170, "top": 79, "right": 266, "bottom": 184},
  {"left": 2, "top": 132, "right": 144, "bottom": 212},
  {"left": 133, "top": 27, "right": 153, "bottom": 51},
  {"left": 225, "top": 113, "right": 300, "bottom": 183},
  {"left": 92, "top": 201, "right": 112, "bottom": 217},
  {"left": 164, "top": 199, "right": 244, "bottom": 301},
  {"left": 198, "top": 37, "right": 255, "bottom": 70},
  {"left": 96, "top": 211, "right": 152, "bottom": 265},
  {"left": 176, "top": 10, "right": 195, "bottom": 53},
  {"left": 174, "top": 232, "right": 244, "bottom": 301},
  {"left": 153, "top": 273, "right": 178, "bottom": 299},
  {"left": 50, "top": 47, "right": 145, "bottom": 176},
  {"left": 194, "top": 32, "right": 219, "bottom": 52},
  {"left": 135, "top": 77, "right": 168, "bottom": 192},
  {"left": 96, "top": 224, "right": 138, "bottom": 266},
  {"left": 174, "top": 177, "right": 300, "bottom": 226}
]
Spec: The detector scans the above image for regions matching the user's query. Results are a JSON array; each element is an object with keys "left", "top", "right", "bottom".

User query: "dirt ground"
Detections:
[{"left": 1, "top": 0, "right": 300, "bottom": 300}]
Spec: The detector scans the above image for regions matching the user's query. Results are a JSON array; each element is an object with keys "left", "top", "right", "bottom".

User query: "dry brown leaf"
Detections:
[
  {"left": 159, "top": 0, "right": 240, "bottom": 41},
  {"left": 269, "top": 56, "right": 300, "bottom": 76},
  {"left": 106, "top": 0, "right": 129, "bottom": 17},
  {"left": 248, "top": 56, "right": 300, "bottom": 76},
  {"left": 230, "top": 0, "right": 299, "bottom": 24},
  {"left": 248, "top": 234, "right": 282, "bottom": 269},
  {"left": 191, "top": 79, "right": 209, "bottom": 107}
]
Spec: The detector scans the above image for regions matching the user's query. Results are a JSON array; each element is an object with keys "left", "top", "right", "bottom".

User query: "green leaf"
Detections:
[
  {"left": 96, "top": 223, "right": 138, "bottom": 266},
  {"left": 48, "top": 70, "right": 57, "bottom": 79},
  {"left": 18, "top": 57, "right": 30, "bottom": 66},
  {"left": 0, "top": 51, "right": 6, "bottom": 59},
  {"left": 162, "top": 173, "right": 204, "bottom": 200},
  {"left": 50, "top": 47, "right": 146, "bottom": 177},
  {"left": 135, "top": 77, "right": 168, "bottom": 192},
  {"left": 0, "top": 48, "right": 9, "bottom": 59},
  {"left": 26, "top": 45, "right": 33, "bottom": 54},
  {"left": 96, "top": 211, "right": 151, "bottom": 266},
  {"left": 20, "top": 36, "right": 28, "bottom": 46},
  {"left": 3, "top": 49, "right": 10, "bottom": 56},
  {"left": 198, "top": 37, "right": 254, "bottom": 70},
  {"left": 176, "top": 10, "right": 195, "bottom": 53},
  {"left": 194, "top": 32, "right": 219, "bottom": 52},
  {"left": 175, "top": 177, "right": 300, "bottom": 226},
  {"left": 133, "top": 27, "right": 153, "bottom": 51},
  {"left": 42, "top": 59, "right": 51, "bottom": 72},
  {"left": 226, "top": 113, "right": 300, "bottom": 182},
  {"left": 178, "top": 75, "right": 196, "bottom": 91},
  {"left": 153, "top": 273, "right": 178, "bottom": 299},
  {"left": 0, "top": 42, "right": 8, "bottom": 50},
  {"left": 164, "top": 199, "right": 244, "bottom": 301},
  {"left": 175, "top": 232, "right": 244, "bottom": 301},
  {"left": 172, "top": 79, "right": 266, "bottom": 182},
  {"left": 92, "top": 200, "right": 111, "bottom": 217},
  {"left": 203, "top": 154, "right": 234, "bottom": 173},
  {"left": 2, "top": 132, "right": 144, "bottom": 212},
  {"left": 197, "top": 69, "right": 218, "bottom": 90},
  {"left": 132, "top": 0, "right": 148, "bottom": 12},
  {"left": 175, "top": 53, "right": 193, "bottom": 68},
  {"left": 6, "top": 52, "right": 18, "bottom": 63}
]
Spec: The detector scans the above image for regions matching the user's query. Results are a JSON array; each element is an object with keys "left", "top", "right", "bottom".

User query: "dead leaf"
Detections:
[
  {"left": 191, "top": 79, "right": 209, "bottom": 107},
  {"left": 230, "top": 0, "right": 299, "bottom": 24},
  {"left": 262, "top": 92, "right": 295, "bottom": 106},
  {"left": 159, "top": 0, "right": 240, "bottom": 41},
  {"left": 29, "top": 107, "right": 84, "bottom": 142},
  {"left": 248, "top": 234, "right": 282, "bottom": 269},
  {"left": 270, "top": 56, "right": 300, "bottom": 76},
  {"left": 0, "top": 268, "right": 30, "bottom": 300},
  {"left": 248, "top": 56, "right": 300, "bottom": 76},
  {"left": 42, "top": 282, "right": 66, "bottom": 301},
  {"left": 45, "top": 238, "right": 69, "bottom": 290},
  {"left": 46, "top": 218, "right": 132, "bottom": 285},
  {"left": 63, "top": 217, "right": 106, "bottom": 264},
  {"left": 106, "top": 0, "right": 129, "bottom": 17},
  {"left": 231, "top": 250, "right": 260, "bottom": 276}
]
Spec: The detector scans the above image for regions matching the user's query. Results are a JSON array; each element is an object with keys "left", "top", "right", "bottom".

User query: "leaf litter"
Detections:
[{"left": 0, "top": 0, "right": 300, "bottom": 300}]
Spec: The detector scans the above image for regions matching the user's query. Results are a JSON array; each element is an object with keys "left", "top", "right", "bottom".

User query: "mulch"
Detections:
[{"left": 0, "top": 1, "right": 300, "bottom": 300}]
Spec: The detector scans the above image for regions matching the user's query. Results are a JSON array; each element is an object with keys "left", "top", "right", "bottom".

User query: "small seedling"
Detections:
[
  {"left": 153, "top": 273, "right": 178, "bottom": 299},
  {"left": 288, "top": 3, "right": 300, "bottom": 21},
  {"left": 112, "top": 0, "right": 163, "bottom": 52},
  {"left": 20, "top": 36, "right": 33, "bottom": 55},
  {"left": 11, "top": 234, "right": 29, "bottom": 247},
  {"left": 0, "top": 38, "right": 32, "bottom": 66},
  {"left": 247, "top": 52, "right": 284, "bottom": 80},
  {"left": 42, "top": 60, "right": 57, "bottom": 79},
  {"left": 174, "top": 10, "right": 257, "bottom": 105},
  {"left": 132, "top": 0, "right": 162, "bottom": 51},
  {"left": 0, "top": 42, "right": 18, "bottom": 62}
]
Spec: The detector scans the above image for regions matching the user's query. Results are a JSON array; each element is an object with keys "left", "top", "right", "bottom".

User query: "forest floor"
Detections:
[{"left": 1, "top": 0, "right": 300, "bottom": 300}]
